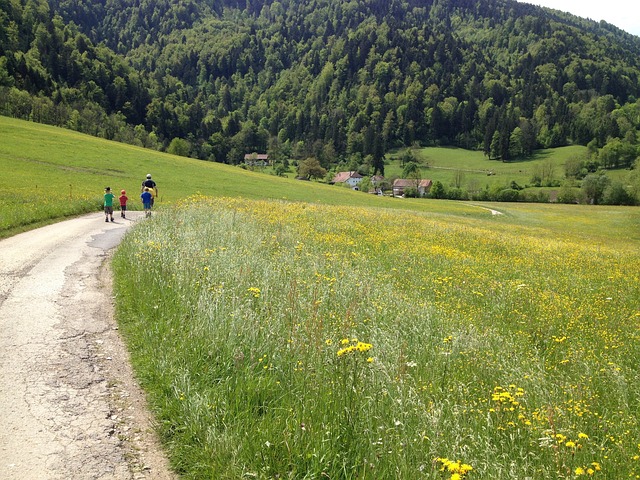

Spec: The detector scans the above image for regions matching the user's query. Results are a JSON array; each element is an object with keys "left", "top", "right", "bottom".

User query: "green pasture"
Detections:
[
  {"left": 2, "top": 116, "right": 634, "bottom": 240},
  {"left": 385, "top": 145, "right": 590, "bottom": 190},
  {"left": 0, "top": 116, "right": 487, "bottom": 237}
]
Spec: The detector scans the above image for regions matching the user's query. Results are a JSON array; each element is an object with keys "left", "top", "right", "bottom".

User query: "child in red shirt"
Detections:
[{"left": 119, "top": 190, "right": 129, "bottom": 218}]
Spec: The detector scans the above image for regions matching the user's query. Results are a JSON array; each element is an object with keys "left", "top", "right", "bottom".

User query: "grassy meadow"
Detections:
[
  {"left": 113, "top": 196, "right": 640, "bottom": 479},
  {"left": 0, "top": 116, "right": 481, "bottom": 237},
  {"left": 386, "top": 145, "right": 590, "bottom": 189},
  {"left": 4, "top": 116, "right": 640, "bottom": 478}
]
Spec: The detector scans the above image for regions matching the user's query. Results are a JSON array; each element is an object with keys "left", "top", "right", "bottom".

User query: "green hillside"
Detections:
[
  {"left": 2, "top": 116, "right": 639, "bottom": 242},
  {"left": 0, "top": 116, "right": 467, "bottom": 208},
  {"left": 386, "top": 145, "right": 587, "bottom": 184},
  {"left": 0, "top": 116, "right": 481, "bottom": 236},
  {"left": 2, "top": 0, "right": 640, "bottom": 181}
]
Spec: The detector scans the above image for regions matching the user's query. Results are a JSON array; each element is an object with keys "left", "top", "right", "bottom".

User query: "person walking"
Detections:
[
  {"left": 103, "top": 187, "right": 115, "bottom": 222},
  {"left": 141, "top": 174, "right": 157, "bottom": 206},
  {"left": 119, "top": 190, "right": 128, "bottom": 218},
  {"left": 141, "top": 187, "right": 153, "bottom": 217}
]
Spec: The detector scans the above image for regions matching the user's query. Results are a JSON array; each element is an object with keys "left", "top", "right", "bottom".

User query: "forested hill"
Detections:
[{"left": 2, "top": 0, "right": 640, "bottom": 172}]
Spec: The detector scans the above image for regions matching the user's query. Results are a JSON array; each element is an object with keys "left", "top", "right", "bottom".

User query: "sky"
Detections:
[{"left": 526, "top": 1, "right": 640, "bottom": 36}]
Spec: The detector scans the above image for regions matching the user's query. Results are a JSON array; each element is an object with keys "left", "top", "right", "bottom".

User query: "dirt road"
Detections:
[{"left": 0, "top": 212, "right": 176, "bottom": 480}]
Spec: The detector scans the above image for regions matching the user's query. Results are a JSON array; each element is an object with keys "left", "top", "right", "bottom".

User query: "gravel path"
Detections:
[{"left": 0, "top": 212, "right": 176, "bottom": 480}]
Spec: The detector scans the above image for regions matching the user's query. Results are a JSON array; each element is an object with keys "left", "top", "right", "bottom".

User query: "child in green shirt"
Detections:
[{"left": 104, "top": 187, "right": 115, "bottom": 222}]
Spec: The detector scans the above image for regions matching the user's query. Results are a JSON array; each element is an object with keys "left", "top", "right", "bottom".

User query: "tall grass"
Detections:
[{"left": 113, "top": 196, "right": 640, "bottom": 479}]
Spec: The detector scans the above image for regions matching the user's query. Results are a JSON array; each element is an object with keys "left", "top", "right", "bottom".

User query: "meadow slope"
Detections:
[
  {"left": 113, "top": 196, "right": 640, "bottom": 478},
  {"left": 4, "top": 116, "right": 640, "bottom": 478}
]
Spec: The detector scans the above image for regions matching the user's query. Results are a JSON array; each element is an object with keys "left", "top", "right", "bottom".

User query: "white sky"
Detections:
[{"left": 526, "top": 1, "right": 640, "bottom": 36}]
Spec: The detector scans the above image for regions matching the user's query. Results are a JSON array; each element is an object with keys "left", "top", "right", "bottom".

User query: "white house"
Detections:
[{"left": 331, "top": 171, "right": 363, "bottom": 190}]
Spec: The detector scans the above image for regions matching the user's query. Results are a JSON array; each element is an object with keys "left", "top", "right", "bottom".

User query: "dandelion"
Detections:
[
  {"left": 337, "top": 346, "right": 351, "bottom": 357},
  {"left": 337, "top": 339, "right": 373, "bottom": 357},
  {"left": 436, "top": 457, "right": 473, "bottom": 478},
  {"left": 247, "top": 287, "right": 261, "bottom": 298}
]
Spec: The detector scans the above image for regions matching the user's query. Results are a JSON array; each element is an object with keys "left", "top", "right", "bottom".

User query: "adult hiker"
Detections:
[{"left": 141, "top": 173, "right": 158, "bottom": 206}]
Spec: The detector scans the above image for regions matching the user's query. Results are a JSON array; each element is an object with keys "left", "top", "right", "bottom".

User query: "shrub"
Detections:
[
  {"left": 556, "top": 186, "right": 580, "bottom": 204},
  {"left": 495, "top": 188, "right": 520, "bottom": 202},
  {"left": 429, "top": 180, "right": 447, "bottom": 199},
  {"left": 603, "top": 181, "right": 636, "bottom": 205},
  {"left": 403, "top": 186, "right": 419, "bottom": 198},
  {"left": 446, "top": 187, "right": 467, "bottom": 200}
]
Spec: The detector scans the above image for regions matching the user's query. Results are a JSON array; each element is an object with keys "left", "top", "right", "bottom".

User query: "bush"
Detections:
[
  {"left": 603, "top": 181, "right": 636, "bottom": 205},
  {"left": 495, "top": 188, "right": 521, "bottom": 202},
  {"left": 429, "top": 181, "right": 447, "bottom": 199},
  {"left": 403, "top": 187, "right": 419, "bottom": 198},
  {"left": 556, "top": 187, "right": 579, "bottom": 204},
  {"left": 519, "top": 190, "right": 550, "bottom": 203},
  {"left": 446, "top": 187, "right": 467, "bottom": 200},
  {"left": 471, "top": 188, "right": 491, "bottom": 201}
]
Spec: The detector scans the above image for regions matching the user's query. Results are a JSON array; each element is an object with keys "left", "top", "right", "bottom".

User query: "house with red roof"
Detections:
[{"left": 331, "top": 171, "right": 363, "bottom": 190}]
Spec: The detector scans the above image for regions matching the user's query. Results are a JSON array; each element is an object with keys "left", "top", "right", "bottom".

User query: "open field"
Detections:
[
  {"left": 0, "top": 116, "right": 499, "bottom": 237},
  {"left": 113, "top": 196, "right": 640, "bottom": 479},
  {"left": 264, "top": 145, "right": 595, "bottom": 191},
  {"left": 4, "top": 116, "right": 640, "bottom": 478},
  {"left": 265, "top": 144, "right": 632, "bottom": 202},
  {"left": 2, "top": 116, "right": 633, "bottom": 238},
  {"left": 387, "top": 146, "right": 589, "bottom": 188}
]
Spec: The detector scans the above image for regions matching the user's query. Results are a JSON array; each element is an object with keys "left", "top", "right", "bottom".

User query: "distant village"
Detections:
[
  {"left": 244, "top": 153, "right": 431, "bottom": 198},
  {"left": 329, "top": 171, "right": 432, "bottom": 197}
]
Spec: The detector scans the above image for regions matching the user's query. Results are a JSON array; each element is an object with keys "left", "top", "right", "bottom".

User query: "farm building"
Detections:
[
  {"left": 392, "top": 178, "right": 432, "bottom": 197},
  {"left": 331, "top": 171, "right": 363, "bottom": 189},
  {"left": 244, "top": 153, "right": 270, "bottom": 166}
]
